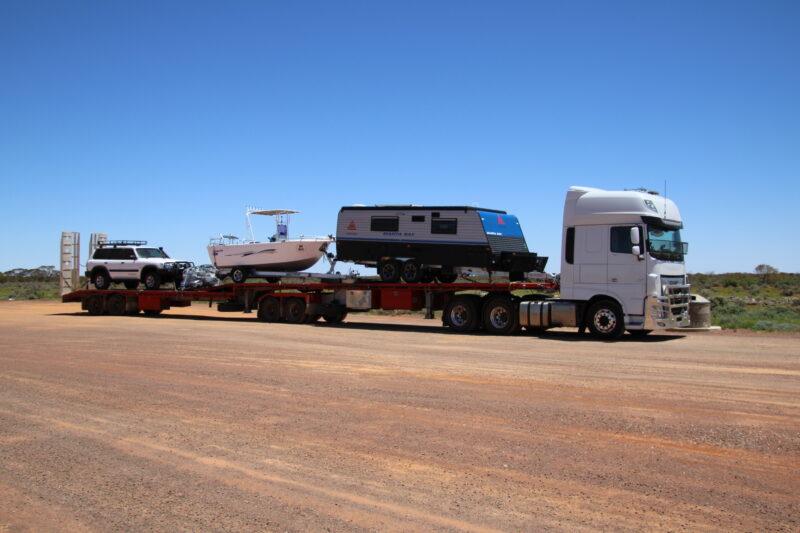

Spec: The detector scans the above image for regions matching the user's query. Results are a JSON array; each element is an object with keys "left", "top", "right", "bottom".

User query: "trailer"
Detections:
[{"left": 62, "top": 279, "right": 560, "bottom": 336}]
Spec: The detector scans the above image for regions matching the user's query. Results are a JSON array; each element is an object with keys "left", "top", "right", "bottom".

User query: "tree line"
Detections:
[{"left": 1, "top": 266, "right": 60, "bottom": 283}]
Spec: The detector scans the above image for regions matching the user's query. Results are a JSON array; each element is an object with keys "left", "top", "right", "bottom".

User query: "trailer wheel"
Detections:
[
  {"left": 285, "top": 298, "right": 307, "bottom": 324},
  {"left": 401, "top": 260, "right": 423, "bottom": 283},
  {"left": 143, "top": 309, "right": 162, "bottom": 316},
  {"left": 482, "top": 296, "right": 520, "bottom": 335},
  {"left": 444, "top": 295, "right": 481, "bottom": 333},
  {"left": 587, "top": 300, "right": 625, "bottom": 339},
  {"left": 230, "top": 267, "right": 248, "bottom": 284},
  {"left": 378, "top": 260, "right": 401, "bottom": 283},
  {"left": 143, "top": 270, "right": 161, "bottom": 290},
  {"left": 106, "top": 294, "right": 126, "bottom": 316},
  {"left": 86, "top": 295, "right": 105, "bottom": 315},
  {"left": 257, "top": 297, "right": 281, "bottom": 322},
  {"left": 92, "top": 270, "right": 111, "bottom": 290},
  {"left": 420, "top": 268, "right": 435, "bottom": 283},
  {"left": 323, "top": 308, "right": 348, "bottom": 323},
  {"left": 435, "top": 268, "right": 458, "bottom": 284},
  {"left": 124, "top": 280, "right": 139, "bottom": 290}
]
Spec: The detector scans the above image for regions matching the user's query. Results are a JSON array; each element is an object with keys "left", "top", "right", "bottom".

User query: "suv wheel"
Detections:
[
  {"left": 143, "top": 271, "right": 161, "bottom": 290},
  {"left": 92, "top": 270, "right": 111, "bottom": 290}
]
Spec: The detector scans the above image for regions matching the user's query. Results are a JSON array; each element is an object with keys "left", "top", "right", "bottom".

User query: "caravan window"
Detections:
[
  {"left": 370, "top": 217, "right": 399, "bottom": 232},
  {"left": 431, "top": 218, "right": 457, "bottom": 234}
]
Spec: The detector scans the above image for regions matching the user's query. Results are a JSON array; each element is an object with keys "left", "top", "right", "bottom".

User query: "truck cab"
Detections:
[{"left": 559, "top": 186, "right": 691, "bottom": 335}]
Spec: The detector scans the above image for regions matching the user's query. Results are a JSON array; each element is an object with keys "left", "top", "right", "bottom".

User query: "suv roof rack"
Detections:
[{"left": 99, "top": 240, "right": 148, "bottom": 247}]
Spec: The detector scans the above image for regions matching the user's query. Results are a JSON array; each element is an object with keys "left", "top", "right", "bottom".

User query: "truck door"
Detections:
[
  {"left": 570, "top": 225, "right": 608, "bottom": 301},
  {"left": 607, "top": 226, "right": 647, "bottom": 315}
]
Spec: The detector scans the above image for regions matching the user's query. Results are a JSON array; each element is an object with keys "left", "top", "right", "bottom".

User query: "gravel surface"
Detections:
[{"left": 1, "top": 300, "right": 798, "bottom": 532}]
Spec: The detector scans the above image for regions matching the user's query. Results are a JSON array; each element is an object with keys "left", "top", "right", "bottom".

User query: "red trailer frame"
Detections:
[{"left": 62, "top": 280, "right": 557, "bottom": 334}]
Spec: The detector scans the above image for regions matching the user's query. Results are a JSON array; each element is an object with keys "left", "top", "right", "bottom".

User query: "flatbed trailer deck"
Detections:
[{"left": 62, "top": 280, "right": 558, "bottom": 335}]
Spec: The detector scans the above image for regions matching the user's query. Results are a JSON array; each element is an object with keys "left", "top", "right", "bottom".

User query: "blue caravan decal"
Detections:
[{"left": 478, "top": 211, "right": 525, "bottom": 238}]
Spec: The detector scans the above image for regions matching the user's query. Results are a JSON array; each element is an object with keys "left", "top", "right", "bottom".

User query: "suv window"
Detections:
[
  {"left": 93, "top": 248, "right": 111, "bottom": 260},
  {"left": 136, "top": 247, "right": 169, "bottom": 259}
]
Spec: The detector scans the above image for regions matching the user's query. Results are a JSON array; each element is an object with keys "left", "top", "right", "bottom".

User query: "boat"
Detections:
[{"left": 208, "top": 208, "right": 333, "bottom": 278}]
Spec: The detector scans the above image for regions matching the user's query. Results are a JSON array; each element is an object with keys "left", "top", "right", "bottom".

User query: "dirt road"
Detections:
[{"left": 0, "top": 300, "right": 798, "bottom": 531}]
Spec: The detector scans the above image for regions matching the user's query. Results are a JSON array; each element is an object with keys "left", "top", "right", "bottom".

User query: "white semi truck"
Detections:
[
  {"left": 64, "top": 186, "right": 691, "bottom": 339},
  {"left": 518, "top": 186, "right": 690, "bottom": 338}
]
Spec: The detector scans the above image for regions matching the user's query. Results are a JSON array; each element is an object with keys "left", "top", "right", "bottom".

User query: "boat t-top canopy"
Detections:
[{"left": 247, "top": 209, "right": 300, "bottom": 216}]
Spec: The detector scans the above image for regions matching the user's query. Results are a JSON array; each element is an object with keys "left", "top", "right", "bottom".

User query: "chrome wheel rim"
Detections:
[
  {"left": 489, "top": 306, "right": 509, "bottom": 329},
  {"left": 593, "top": 309, "right": 617, "bottom": 333},
  {"left": 449, "top": 304, "right": 469, "bottom": 327}
]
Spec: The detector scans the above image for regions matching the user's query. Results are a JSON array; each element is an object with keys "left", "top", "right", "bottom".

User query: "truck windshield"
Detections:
[
  {"left": 136, "top": 247, "right": 169, "bottom": 259},
  {"left": 647, "top": 226, "right": 688, "bottom": 261}
]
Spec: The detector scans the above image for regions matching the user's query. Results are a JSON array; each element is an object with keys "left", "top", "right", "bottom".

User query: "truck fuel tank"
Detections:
[{"left": 519, "top": 300, "right": 579, "bottom": 329}]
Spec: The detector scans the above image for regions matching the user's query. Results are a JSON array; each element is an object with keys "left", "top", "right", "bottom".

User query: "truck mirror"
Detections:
[
  {"left": 632, "top": 245, "right": 641, "bottom": 257},
  {"left": 630, "top": 226, "right": 640, "bottom": 245}
]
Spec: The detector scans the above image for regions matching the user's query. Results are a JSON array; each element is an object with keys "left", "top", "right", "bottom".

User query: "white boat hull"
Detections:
[{"left": 207, "top": 240, "right": 331, "bottom": 271}]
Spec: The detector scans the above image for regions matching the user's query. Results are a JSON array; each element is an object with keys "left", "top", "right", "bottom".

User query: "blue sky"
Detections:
[{"left": 1, "top": 0, "right": 798, "bottom": 274}]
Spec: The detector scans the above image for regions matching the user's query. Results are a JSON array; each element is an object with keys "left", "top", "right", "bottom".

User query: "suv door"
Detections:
[{"left": 107, "top": 248, "right": 138, "bottom": 280}]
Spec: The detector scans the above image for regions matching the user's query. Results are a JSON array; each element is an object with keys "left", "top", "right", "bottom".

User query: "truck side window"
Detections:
[
  {"left": 610, "top": 226, "right": 633, "bottom": 253},
  {"left": 565, "top": 227, "right": 575, "bottom": 264},
  {"left": 431, "top": 218, "right": 457, "bottom": 234},
  {"left": 370, "top": 217, "right": 399, "bottom": 232}
]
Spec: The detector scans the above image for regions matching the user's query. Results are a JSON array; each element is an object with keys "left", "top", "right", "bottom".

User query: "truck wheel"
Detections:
[
  {"left": 86, "top": 295, "right": 105, "bottom": 315},
  {"left": 257, "top": 297, "right": 281, "bottom": 322},
  {"left": 285, "top": 298, "right": 307, "bottom": 324},
  {"left": 124, "top": 280, "right": 139, "bottom": 290},
  {"left": 401, "top": 260, "right": 423, "bottom": 283},
  {"left": 143, "top": 270, "right": 161, "bottom": 290},
  {"left": 377, "top": 260, "right": 401, "bottom": 283},
  {"left": 323, "top": 308, "right": 348, "bottom": 323},
  {"left": 106, "top": 294, "right": 126, "bottom": 316},
  {"left": 482, "top": 296, "right": 520, "bottom": 335},
  {"left": 443, "top": 295, "right": 481, "bottom": 333},
  {"left": 92, "top": 270, "right": 111, "bottom": 290},
  {"left": 231, "top": 267, "right": 248, "bottom": 284},
  {"left": 436, "top": 268, "right": 458, "bottom": 284},
  {"left": 587, "top": 300, "right": 625, "bottom": 339}
]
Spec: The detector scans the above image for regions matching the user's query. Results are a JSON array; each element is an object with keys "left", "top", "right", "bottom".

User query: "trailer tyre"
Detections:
[
  {"left": 86, "top": 295, "right": 105, "bottom": 315},
  {"left": 401, "top": 260, "right": 423, "bottom": 283},
  {"left": 124, "top": 280, "right": 139, "bottom": 290},
  {"left": 106, "top": 294, "right": 126, "bottom": 316},
  {"left": 285, "top": 298, "right": 307, "bottom": 324},
  {"left": 444, "top": 295, "right": 481, "bottom": 333},
  {"left": 143, "top": 309, "right": 162, "bottom": 316},
  {"left": 482, "top": 296, "right": 520, "bottom": 335},
  {"left": 435, "top": 268, "right": 458, "bottom": 284},
  {"left": 378, "top": 260, "right": 401, "bottom": 283},
  {"left": 92, "top": 270, "right": 111, "bottom": 290},
  {"left": 257, "top": 297, "right": 281, "bottom": 322},
  {"left": 587, "top": 300, "right": 625, "bottom": 339},
  {"left": 323, "top": 308, "right": 348, "bottom": 323},
  {"left": 230, "top": 267, "right": 248, "bottom": 284},
  {"left": 143, "top": 270, "right": 161, "bottom": 290}
]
